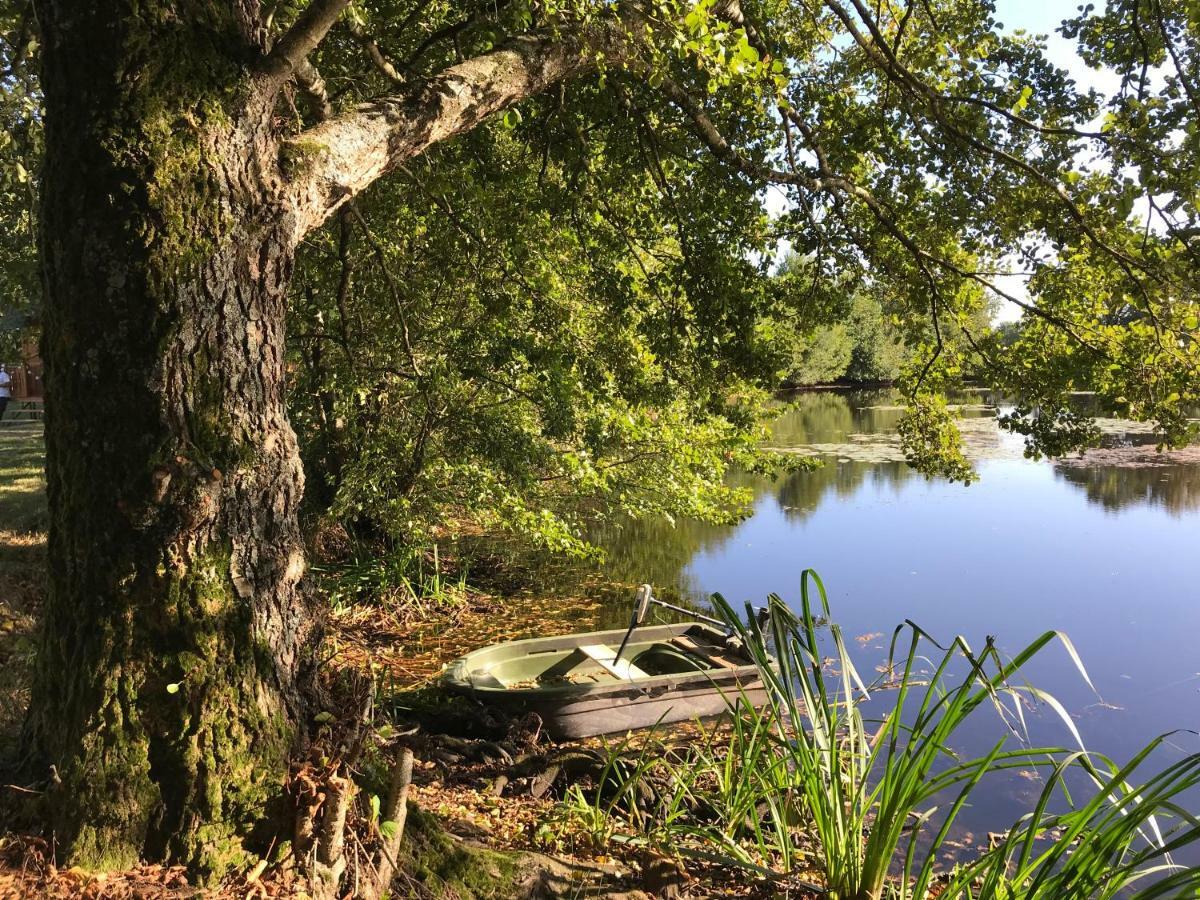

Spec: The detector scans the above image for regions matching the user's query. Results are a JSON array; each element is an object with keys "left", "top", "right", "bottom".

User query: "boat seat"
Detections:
[
  {"left": 671, "top": 635, "right": 741, "bottom": 670},
  {"left": 577, "top": 644, "right": 649, "bottom": 680}
]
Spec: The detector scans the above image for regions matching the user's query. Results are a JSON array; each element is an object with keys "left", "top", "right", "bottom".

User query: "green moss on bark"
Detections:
[
  {"left": 400, "top": 805, "right": 523, "bottom": 898},
  {"left": 30, "top": 2, "right": 311, "bottom": 883},
  {"left": 145, "top": 547, "right": 295, "bottom": 878},
  {"left": 37, "top": 544, "right": 296, "bottom": 881}
]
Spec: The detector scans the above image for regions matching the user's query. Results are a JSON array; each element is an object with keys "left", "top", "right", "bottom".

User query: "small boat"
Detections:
[{"left": 441, "top": 586, "right": 769, "bottom": 740}]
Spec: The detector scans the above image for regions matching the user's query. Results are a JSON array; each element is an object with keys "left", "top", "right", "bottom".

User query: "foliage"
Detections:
[
  {"left": 0, "top": 2, "right": 40, "bottom": 346},
  {"left": 783, "top": 288, "right": 911, "bottom": 386},
  {"left": 843, "top": 290, "right": 908, "bottom": 384},
  {"left": 786, "top": 320, "right": 854, "bottom": 385},
  {"left": 942, "top": 737, "right": 1200, "bottom": 899},
  {"left": 290, "top": 120, "right": 787, "bottom": 555},
  {"left": 274, "top": 0, "right": 1200, "bottom": 540},
  {"left": 555, "top": 572, "right": 1200, "bottom": 898},
  {"left": 313, "top": 542, "right": 468, "bottom": 617},
  {"left": 8, "top": 0, "right": 1200, "bottom": 548},
  {"left": 896, "top": 392, "right": 978, "bottom": 484},
  {"left": 959, "top": 2, "right": 1200, "bottom": 462}
]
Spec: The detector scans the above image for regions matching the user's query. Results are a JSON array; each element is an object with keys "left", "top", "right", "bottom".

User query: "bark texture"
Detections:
[
  {"left": 28, "top": 0, "right": 314, "bottom": 875},
  {"left": 25, "top": 0, "right": 614, "bottom": 878}
]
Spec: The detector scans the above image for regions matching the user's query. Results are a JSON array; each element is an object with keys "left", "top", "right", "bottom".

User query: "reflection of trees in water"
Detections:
[
  {"left": 770, "top": 389, "right": 900, "bottom": 446},
  {"left": 589, "top": 390, "right": 1200, "bottom": 606},
  {"left": 590, "top": 513, "right": 738, "bottom": 601},
  {"left": 775, "top": 459, "right": 914, "bottom": 520},
  {"left": 770, "top": 390, "right": 919, "bottom": 521},
  {"left": 1053, "top": 463, "right": 1200, "bottom": 514}
]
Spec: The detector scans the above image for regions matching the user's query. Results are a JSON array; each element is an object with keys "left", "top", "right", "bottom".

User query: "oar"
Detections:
[{"left": 613, "top": 584, "right": 653, "bottom": 664}]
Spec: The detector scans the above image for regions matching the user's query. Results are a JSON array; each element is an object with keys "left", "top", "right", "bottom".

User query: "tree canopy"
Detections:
[
  {"left": 3, "top": 0, "right": 1200, "bottom": 881},
  {"left": 277, "top": 0, "right": 1199, "bottom": 526},
  {"left": 4, "top": 0, "right": 1197, "bottom": 527}
]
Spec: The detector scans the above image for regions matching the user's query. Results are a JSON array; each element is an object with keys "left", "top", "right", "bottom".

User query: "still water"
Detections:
[{"left": 597, "top": 389, "right": 1200, "bottom": 841}]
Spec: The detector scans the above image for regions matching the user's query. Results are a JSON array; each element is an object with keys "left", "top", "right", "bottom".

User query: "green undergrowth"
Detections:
[
  {"left": 552, "top": 571, "right": 1200, "bottom": 899},
  {"left": 314, "top": 540, "right": 470, "bottom": 618}
]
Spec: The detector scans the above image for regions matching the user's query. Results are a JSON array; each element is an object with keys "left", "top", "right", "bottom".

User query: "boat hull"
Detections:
[{"left": 441, "top": 622, "right": 769, "bottom": 740}]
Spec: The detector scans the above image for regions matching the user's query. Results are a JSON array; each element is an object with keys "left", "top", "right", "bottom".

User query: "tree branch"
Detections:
[
  {"left": 262, "top": 0, "right": 352, "bottom": 81},
  {"left": 346, "top": 19, "right": 408, "bottom": 85},
  {"left": 285, "top": 24, "right": 627, "bottom": 240},
  {"left": 295, "top": 58, "right": 333, "bottom": 120},
  {"left": 650, "top": 70, "right": 1111, "bottom": 355}
]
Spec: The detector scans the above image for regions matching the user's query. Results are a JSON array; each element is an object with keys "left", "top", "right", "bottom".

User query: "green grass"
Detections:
[
  {"left": 0, "top": 424, "right": 43, "bottom": 751},
  {"left": 0, "top": 423, "right": 46, "bottom": 540}
]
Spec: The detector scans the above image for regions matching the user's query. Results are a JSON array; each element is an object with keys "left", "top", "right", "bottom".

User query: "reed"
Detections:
[{"left": 558, "top": 570, "right": 1200, "bottom": 898}]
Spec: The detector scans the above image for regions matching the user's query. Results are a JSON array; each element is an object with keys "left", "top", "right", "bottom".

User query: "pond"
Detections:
[{"left": 594, "top": 388, "right": 1200, "bottom": 847}]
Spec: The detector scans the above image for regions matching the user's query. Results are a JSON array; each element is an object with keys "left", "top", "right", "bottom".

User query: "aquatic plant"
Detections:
[{"left": 558, "top": 571, "right": 1200, "bottom": 898}]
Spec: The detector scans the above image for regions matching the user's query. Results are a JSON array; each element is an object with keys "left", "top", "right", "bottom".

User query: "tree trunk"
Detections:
[{"left": 25, "top": 1, "right": 316, "bottom": 876}]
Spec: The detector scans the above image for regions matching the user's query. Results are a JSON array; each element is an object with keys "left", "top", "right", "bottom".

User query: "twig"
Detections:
[{"left": 371, "top": 748, "right": 416, "bottom": 896}]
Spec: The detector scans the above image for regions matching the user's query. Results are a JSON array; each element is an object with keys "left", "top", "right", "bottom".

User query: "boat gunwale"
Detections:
[{"left": 441, "top": 621, "right": 763, "bottom": 698}]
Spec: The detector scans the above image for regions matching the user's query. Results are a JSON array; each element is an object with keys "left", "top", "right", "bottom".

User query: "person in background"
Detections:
[{"left": 0, "top": 365, "right": 11, "bottom": 420}]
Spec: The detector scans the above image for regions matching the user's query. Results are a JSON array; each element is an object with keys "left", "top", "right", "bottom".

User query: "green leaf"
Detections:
[
  {"left": 166, "top": 682, "right": 180, "bottom": 694},
  {"left": 737, "top": 39, "right": 759, "bottom": 64},
  {"left": 1011, "top": 84, "right": 1033, "bottom": 114}
]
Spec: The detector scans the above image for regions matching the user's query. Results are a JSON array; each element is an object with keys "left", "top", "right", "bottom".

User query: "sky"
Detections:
[
  {"left": 993, "top": 0, "right": 1120, "bottom": 95},
  {"left": 990, "top": 2, "right": 1119, "bottom": 320}
]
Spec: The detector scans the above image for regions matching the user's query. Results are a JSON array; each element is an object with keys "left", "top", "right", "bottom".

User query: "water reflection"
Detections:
[
  {"left": 766, "top": 389, "right": 1200, "bottom": 515},
  {"left": 588, "top": 513, "right": 733, "bottom": 599},
  {"left": 590, "top": 387, "right": 1200, "bottom": 853},
  {"left": 598, "top": 389, "right": 1200, "bottom": 585},
  {"left": 1054, "top": 459, "right": 1200, "bottom": 513},
  {"left": 774, "top": 460, "right": 912, "bottom": 521},
  {"left": 767, "top": 388, "right": 903, "bottom": 445}
]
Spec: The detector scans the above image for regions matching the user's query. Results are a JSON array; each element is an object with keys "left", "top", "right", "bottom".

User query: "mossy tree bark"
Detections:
[
  {"left": 24, "top": 0, "right": 619, "bottom": 878},
  {"left": 27, "top": 1, "right": 315, "bottom": 876}
]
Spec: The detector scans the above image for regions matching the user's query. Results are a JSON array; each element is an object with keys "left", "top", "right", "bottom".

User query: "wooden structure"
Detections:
[
  {"left": 2, "top": 332, "right": 44, "bottom": 414},
  {"left": 1, "top": 334, "right": 44, "bottom": 423}
]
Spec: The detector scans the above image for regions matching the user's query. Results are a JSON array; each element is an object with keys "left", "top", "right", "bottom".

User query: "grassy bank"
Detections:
[
  {"left": 0, "top": 423, "right": 46, "bottom": 531},
  {"left": 0, "top": 423, "right": 45, "bottom": 748}
]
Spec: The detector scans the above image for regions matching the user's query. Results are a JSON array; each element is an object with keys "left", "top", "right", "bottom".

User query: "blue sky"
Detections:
[{"left": 993, "top": 0, "right": 1120, "bottom": 95}]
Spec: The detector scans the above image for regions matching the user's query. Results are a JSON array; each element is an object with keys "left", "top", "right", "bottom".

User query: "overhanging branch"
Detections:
[{"left": 284, "top": 25, "right": 627, "bottom": 240}]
